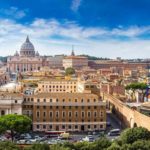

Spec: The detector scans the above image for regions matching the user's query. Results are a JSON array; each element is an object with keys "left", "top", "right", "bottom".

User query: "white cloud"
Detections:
[
  {"left": 0, "top": 7, "right": 27, "bottom": 19},
  {"left": 0, "top": 18, "right": 150, "bottom": 58},
  {"left": 71, "top": 0, "right": 82, "bottom": 12}
]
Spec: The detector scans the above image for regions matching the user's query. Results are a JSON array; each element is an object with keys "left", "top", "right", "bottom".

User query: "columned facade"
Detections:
[{"left": 7, "top": 36, "right": 43, "bottom": 73}]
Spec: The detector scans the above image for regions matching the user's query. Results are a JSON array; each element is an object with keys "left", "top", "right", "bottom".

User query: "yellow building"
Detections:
[
  {"left": 37, "top": 79, "right": 77, "bottom": 93},
  {"left": 23, "top": 93, "right": 106, "bottom": 132}
]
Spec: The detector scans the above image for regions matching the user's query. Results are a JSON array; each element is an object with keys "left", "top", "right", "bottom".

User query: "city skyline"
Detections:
[{"left": 1, "top": 0, "right": 150, "bottom": 58}]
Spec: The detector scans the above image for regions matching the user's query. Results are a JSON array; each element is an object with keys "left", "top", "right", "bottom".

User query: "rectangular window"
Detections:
[
  {"left": 62, "top": 125, "right": 65, "bottom": 129},
  {"left": 100, "top": 111, "right": 103, "bottom": 117},
  {"left": 94, "top": 111, "right": 97, "bottom": 117},
  {"left": 75, "top": 111, "right": 78, "bottom": 117},
  {"left": 88, "top": 111, "right": 91, "bottom": 117},
  {"left": 81, "top": 111, "right": 85, "bottom": 117},
  {"left": 37, "top": 125, "right": 40, "bottom": 129},
  {"left": 36, "top": 111, "right": 40, "bottom": 117},
  {"left": 43, "top": 125, "right": 46, "bottom": 129},
  {"left": 75, "top": 125, "right": 78, "bottom": 129},
  {"left": 62, "top": 111, "right": 65, "bottom": 117},
  {"left": 49, "top": 111, "right": 53, "bottom": 117},
  {"left": 43, "top": 111, "right": 46, "bottom": 117},
  {"left": 56, "top": 111, "right": 59, "bottom": 117},
  {"left": 69, "top": 111, "right": 72, "bottom": 117}
]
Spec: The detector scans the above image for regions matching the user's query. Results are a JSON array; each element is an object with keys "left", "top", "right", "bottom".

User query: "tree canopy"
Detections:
[
  {"left": 125, "top": 82, "right": 147, "bottom": 91},
  {"left": 120, "top": 127, "right": 150, "bottom": 144},
  {"left": 0, "top": 127, "right": 150, "bottom": 150},
  {"left": 0, "top": 114, "right": 32, "bottom": 141},
  {"left": 0, "top": 141, "right": 19, "bottom": 150},
  {"left": 65, "top": 67, "right": 75, "bottom": 76}
]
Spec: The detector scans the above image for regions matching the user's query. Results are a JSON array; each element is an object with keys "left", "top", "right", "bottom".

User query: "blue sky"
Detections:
[{"left": 1, "top": 0, "right": 150, "bottom": 58}]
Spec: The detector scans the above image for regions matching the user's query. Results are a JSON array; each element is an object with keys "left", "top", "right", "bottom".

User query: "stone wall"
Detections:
[{"left": 104, "top": 93, "right": 150, "bottom": 130}]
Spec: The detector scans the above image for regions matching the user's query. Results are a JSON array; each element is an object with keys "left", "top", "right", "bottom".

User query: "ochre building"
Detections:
[{"left": 23, "top": 93, "right": 106, "bottom": 132}]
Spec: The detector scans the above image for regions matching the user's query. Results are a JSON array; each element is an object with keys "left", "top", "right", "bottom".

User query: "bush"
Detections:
[
  {"left": 120, "top": 127, "right": 150, "bottom": 144},
  {"left": 93, "top": 137, "right": 112, "bottom": 150},
  {"left": 25, "top": 143, "right": 50, "bottom": 150},
  {"left": 130, "top": 140, "right": 150, "bottom": 150},
  {"left": 107, "top": 143, "right": 121, "bottom": 150},
  {"left": 0, "top": 141, "right": 19, "bottom": 150}
]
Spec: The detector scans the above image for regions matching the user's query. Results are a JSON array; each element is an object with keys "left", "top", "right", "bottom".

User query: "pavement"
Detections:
[{"left": 106, "top": 111, "right": 122, "bottom": 130}]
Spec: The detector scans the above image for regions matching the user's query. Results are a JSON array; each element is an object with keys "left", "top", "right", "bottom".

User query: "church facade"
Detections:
[{"left": 7, "top": 36, "right": 43, "bottom": 73}]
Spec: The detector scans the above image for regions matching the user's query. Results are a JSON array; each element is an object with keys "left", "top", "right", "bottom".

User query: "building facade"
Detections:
[
  {"left": 23, "top": 93, "right": 106, "bottom": 132},
  {"left": 63, "top": 50, "right": 88, "bottom": 69},
  {"left": 37, "top": 79, "right": 77, "bottom": 93},
  {"left": 0, "top": 92, "right": 23, "bottom": 116},
  {"left": 7, "top": 36, "right": 43, "bottom": 73}
]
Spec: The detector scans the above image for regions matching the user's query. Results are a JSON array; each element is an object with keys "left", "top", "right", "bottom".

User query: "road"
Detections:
[{"left": 107, "top": 111, "right": 122, "bottom": 130}]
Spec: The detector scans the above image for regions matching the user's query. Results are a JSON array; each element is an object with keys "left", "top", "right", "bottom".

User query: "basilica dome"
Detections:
[{"left": 20, "top": 36, "right": 35, "bottom": 57}]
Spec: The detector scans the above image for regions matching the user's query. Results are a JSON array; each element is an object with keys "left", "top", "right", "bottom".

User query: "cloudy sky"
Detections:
[{"left": 1, "top": 0, "right": 150, "bottom": 58}]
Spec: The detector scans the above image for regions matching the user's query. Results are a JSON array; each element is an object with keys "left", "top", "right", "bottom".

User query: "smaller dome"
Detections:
[
  {"left": 14, "top": 51, "right": 19, "bottom": 56},
  {"left": 36, "top": 51, "right": 39, "bottom": 56}
]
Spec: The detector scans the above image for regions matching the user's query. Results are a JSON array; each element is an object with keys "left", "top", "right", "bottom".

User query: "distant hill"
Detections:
[{"left": 79, "top": 55, "right": 110, "bottom": 60}]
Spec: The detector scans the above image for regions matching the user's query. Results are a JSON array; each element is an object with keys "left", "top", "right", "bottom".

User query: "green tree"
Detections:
[
  {"left": 0, "top": 141, "right": 19, "bottom": 150},
  {"left": 120, "top": 127, "right": 150, "bottom": 144},
  {"left": 130, "top": 140, "right": 150, "bottom": 150},
  {"left": 25, "top": 143, "right": 50, "bottom": 150},
  {"left": 65, "top": 67, "right": 75, "bottom": 76},
  {"left": 63, "top": 142, "right": 76, "bottom": 150},
  {"left": 107, "top": 143, "right": 121, "bottom": 150},
  {"left": 74, "top": 141, "right": 89, "bottom": 150},
  {"left": 0, "top": 114, "right": 32, "bottom": 142},
  {"left": 92, "top": 137, "right": 112, "bottom": 150},
  {"left": 125, "top": 82, "right": 147, "bottom": 101},
  {"left": 50, "top": 144, "right": 71, "bottom": 150}
]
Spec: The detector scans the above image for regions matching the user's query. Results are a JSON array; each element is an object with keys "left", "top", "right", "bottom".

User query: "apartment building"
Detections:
[{"left": 37, "top": 79, "right": 77, "bottom": 93}]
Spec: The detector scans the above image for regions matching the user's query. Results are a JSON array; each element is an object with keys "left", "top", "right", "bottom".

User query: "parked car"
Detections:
[
  {"left": 82, "top": 135, "right": 94, "bottom": 142},
  {"left": 108, "top": 129, "right": 120, "bottom": 136}
]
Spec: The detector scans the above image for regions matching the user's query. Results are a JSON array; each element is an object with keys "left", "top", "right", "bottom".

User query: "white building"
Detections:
[{"left": 0, "top": 93, "right": 23, "bottom": 116}]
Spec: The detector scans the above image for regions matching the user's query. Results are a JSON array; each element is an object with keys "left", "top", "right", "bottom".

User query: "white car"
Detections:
[
  {"left": 17, "top": 139, "right": 26, "bottom": 144},
  {"left": 82, "top": 135, "right": 94, "bottom": 142},
  {"left": 29, "top": 139, "right": 37, "bottom": 143}
]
